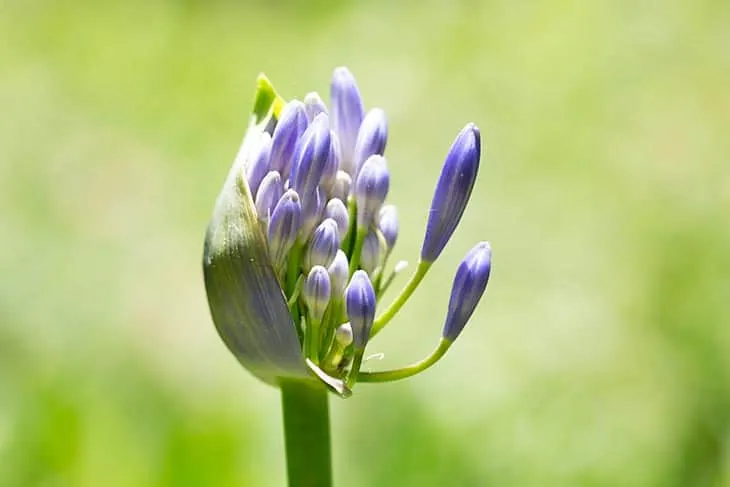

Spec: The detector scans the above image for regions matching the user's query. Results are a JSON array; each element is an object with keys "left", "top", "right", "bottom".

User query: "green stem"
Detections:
[
  {"left": 348, "top": 227, "right": 368, "bottom": 276},
  {"left": 370, "top": 260, "right": 431, "bottom": 338},
  {"left": 357, "top": 339, "right": 451, "bottom": 383},
  {"left": 280, "top": 380, "right": 332, "bottom": 487}
]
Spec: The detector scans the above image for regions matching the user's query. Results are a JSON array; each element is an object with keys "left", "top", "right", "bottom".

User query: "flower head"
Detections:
[{"left": 203, "top": 69, "right": 490, "bottom": 395}]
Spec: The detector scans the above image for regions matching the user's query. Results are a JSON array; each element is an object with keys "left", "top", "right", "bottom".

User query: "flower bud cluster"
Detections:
[{"left": 205, "top": 67, "right": 492, "bottom": 393}]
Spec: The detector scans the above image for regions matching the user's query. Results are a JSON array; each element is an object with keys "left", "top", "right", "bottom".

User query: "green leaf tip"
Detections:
[{"left": 252, "top": 73, "right": 285, "bottom": 123}]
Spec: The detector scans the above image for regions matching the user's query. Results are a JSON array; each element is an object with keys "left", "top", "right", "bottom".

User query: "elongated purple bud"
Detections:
[
  {"left": 245, "top": 132, "right": 272, "bottom": 197},
  {"left": 331, "top": 170, "right": 352, "bottom": 202},
  {"left": 270, "top": 100, "right": 308, "bottom": 178},
  {"left": 268, "top": 189, "right": 302, "bottom": 271},
  {"left": 303, "top": 265, "right": 331, "bottom": 321},
  {"left": 354, "top": 155, "right": 390, "bottom": 228},
  {"left": 328, "top": 249, "right": 349, "bottom": 297},
  {"left": 442, "top": 242, "right": 492, "bottom": 341},
  {"left": 300, "top": 186, "right": 325, "bottom": 240},
  {"left": 304, "top": 92, "right": 328, "bottom": 122},
  {"left": 290, "top": 114, "right": 331, "bottom": 200},
  {"left": 360, "top": 230, "right": 383, "bottom": 274},
  {"left": 421, "top": 123, "right": 481, "bottom": 263},
  {"left": 255, "top": 170, "right": 283, "bottom": 221},
  {"left": 377, "top": 204, "right": 398, "bottom": 251},
  {"left": 330, "top": 67, "right": 364, "bottom": 174},
  {"left": 324, "top": 198, "right": 349, "bottom": 241},
  {"left": 304, "top": 218, "right": 340, "bottom": 270},
  {"left": 345, "top": 270, "right": 376, "bottom": 349},
  {"left": 321, "top": 131, "right": 341, "bottom": 193},
  {"left": 353, "top": 108, "right": 388, "bottom": 180}
]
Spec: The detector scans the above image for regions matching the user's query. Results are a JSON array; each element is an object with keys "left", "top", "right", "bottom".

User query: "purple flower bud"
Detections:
[
  {"left": 300, "top": 186, "right": 325, "bottom": 240},
  {"left": 353, "top": 108, "right": 388, "bottom": 180},
  {"left": 377, "top": 204, "right": 398, "bottom": 251},
  {"left": 324, "top": 198, "right": 349, "bottom": 241},
  {"left": 421, "top": 123, "right": 481, "bottom": 263},
  {"left": 354, "top": 155, "right": 390, "bottom": 228},
  {"left": 270, "top": 100, "right": 308, "bottom": 178},
  {"left": 442, "top": 242, "right": 492, "bottom": 342},
  {"left": 320, "top": 131, "right": 341, "bottom": 193},
  {"left": 330, "top": 67, "right": 364, "bottom": 174},
  {"left": 303, "top": 265, "right": 331, "bottom": 322},
  {"left": 290, "top": 114, "right": 331, "bottom": 201},
  {"left": 328, "top": 250, "right": 349, "bottom": 298},
  {"left": 304, "top": 92, "right": 328, "bottom": 122},
  {"left": 268, "top": 189, "right": 302, "bottom": 271},
  {"left": 254, "top": 170, "right": 283, "bottom": 222},
  {"left": 345, "top": 270, "right": 376, "bottom": 349},
  {"left": 245, "top": 132, "right": 272, "bottom": 197},
  {"left": 304, "top": 218, "right": 340, "bottom": 270},
  {"left": 331, "top": 170, "right": 352, "bottom": 202},
  {"left": 360, "top": 230, "right": 383, "bottom": 274}
]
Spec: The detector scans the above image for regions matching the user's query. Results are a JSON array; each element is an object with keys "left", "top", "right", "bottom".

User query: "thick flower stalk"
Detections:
[{"left": 203, "top": 68, "right": 492, "bottom": 486}]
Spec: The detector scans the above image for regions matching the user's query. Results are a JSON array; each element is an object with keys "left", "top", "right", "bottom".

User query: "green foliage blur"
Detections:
[{"left": 1, "top": 1, "right": 728, "bottom": 485}]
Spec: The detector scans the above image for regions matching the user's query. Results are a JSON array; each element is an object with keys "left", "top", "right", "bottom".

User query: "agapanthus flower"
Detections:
[{"left": 203, "top": 68, "right": 491, "bottom": 396}]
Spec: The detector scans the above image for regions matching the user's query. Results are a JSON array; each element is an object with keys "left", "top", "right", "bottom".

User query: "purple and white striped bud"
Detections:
[
  {"left": 442, "top": 242, "right": 492, "bottom": 342},
  {"left": 324, "top": 198, "right": 349, "bottom": 241},
  {"left": 354, "top": 155, "right": 390, "bottom": 228},
  {"left": 245, "top": 132, "right": 272, "bottom": 197},
  {"left": 330, "top": 67, "right": 364, "bottom": 175},
  {"left": 254, "top": 170, "right": 283, "bottom": 221},
  {"left": 327, "top": 250, "right": 349, "bottom": 298},
  {"left": 303, "top": 265, "right": 331, "bottom": 322},
  {"left": 304, "top": 92, "right": 328, "bottom": 122},
  {"left": 345, "top": 270, "right": 376, "bottom": 349},
  {"left": 377, "top": 204, "right": 398, "bottom": 251},
  {"left": 321, "top": 131, "right": 341, "bottom": 193},
  {"left": 300, "top": 186, "right": 325, "bottom": 240},
  {"left": 421, "top": 123, "right": 481, "bottom": 263},
  {"left": 331, "top": 170, "right": 352, "bottom": 202},
  {"left": 267, "top": 189, "right": 302, "bottom": 271},
  {"left": 290, "top": 114, "right": 331, "bottom": 201},
  {"left": 304, "top": 218, "right": 340, "bottom": 270},
  {"left": 270, "top": 100, "right": 308, "bottom": 178},
  {"left": 360, "top": 230, "right": 383, "bottom": 275},
  {"left": 353, "top": 108, "right": 388, "bottom": 180}
]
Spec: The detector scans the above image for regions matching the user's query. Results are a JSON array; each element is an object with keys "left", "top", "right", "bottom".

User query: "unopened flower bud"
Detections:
[
  {"left": 300, "top": 186, "right": 325, "bottom": 240},
  {"left": 245, "top": 132, "right": 272, "bottom": 197},
  {"left": 360, "top": 230, "right": 383, "bottom": 274},
  {"left": 304, "top": 92, "right": 328, "bottom": 122},
  {"left": 331, "top": 170, "right": 352, "bottom": 202},
  {"left": 328, "top": 250, "right": 349, "bottom": 298},
  {"left": 255, "top": 170, "right": 283, "bottom": 221},
  {"left": 290, "top": 113, "right": 331, "bottom": 201},
  {"left": 321, "top": 131, "right": 341, "bottom": 193},
  {"left": 421, "top": 123, "right": 481, "bottom": 262},
  {"left": 345, "top": 270, "right": 376, "bottom": 349},
  {"left": 442, "top": 242, "right": 492, "bottom": 341},
  {"left": 270, "top": 100, "right": 308, "bottom": 178},
  {"left": 304, "top": 218, "right": 340, "bottom": 270},
  {"left": 268, "top": 189, "right": 302, "bottom": 271},
  {"left": 377, "top": 204, "right": 398, "bottom": 251},
  {"left": 330, "top": 67, "right": 364, "bottom": 174},
  {"left": 354, "top": 155, "right": 390, "bottom": 228},
  {"left": 353, "top": 107, "right": 388, "bottom": 180},
  {"left": 303, "top": 265, "right": 331, "bottom": 322},
  {"left": 324, "top": 198, "right": 349, "bottom": 241},
  {"left": 335, "top": 322, "right": 353, "bottom": 347}
]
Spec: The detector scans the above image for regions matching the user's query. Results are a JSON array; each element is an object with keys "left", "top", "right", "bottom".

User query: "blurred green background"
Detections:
[{"left": 1, "top": 0, "right": 729, "bottom": 485}]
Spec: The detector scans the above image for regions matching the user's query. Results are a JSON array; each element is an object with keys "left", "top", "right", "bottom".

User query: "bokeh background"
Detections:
[{"left": 2, "top": 1, "right": 729, "bottom": 486}]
